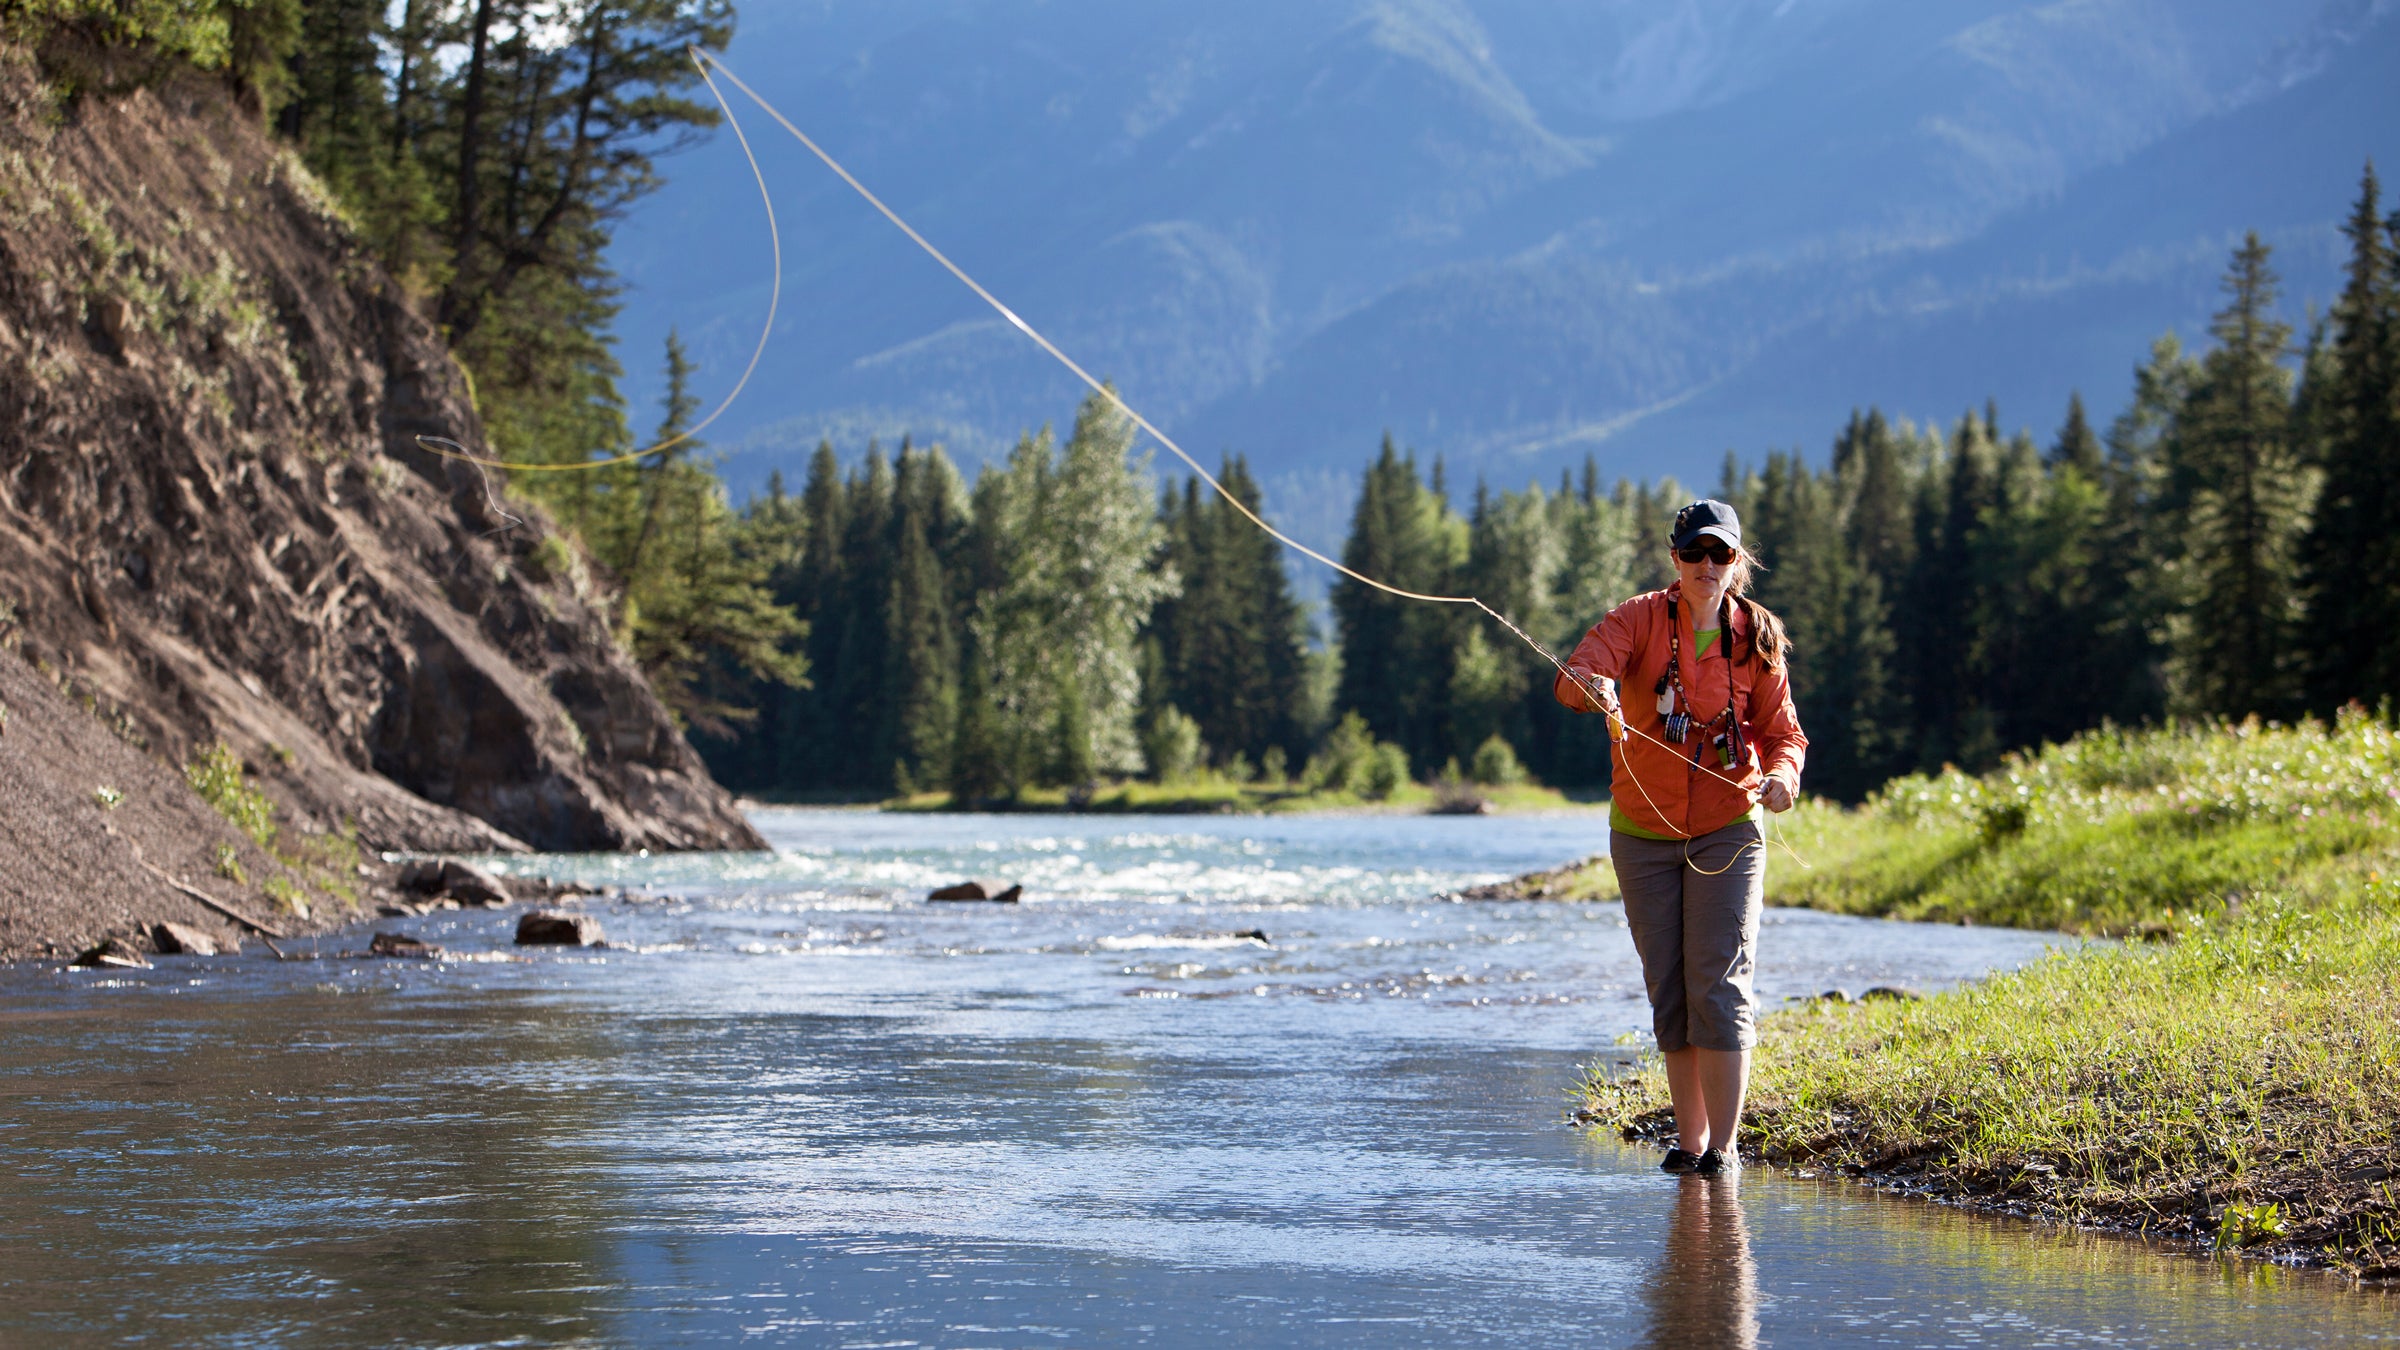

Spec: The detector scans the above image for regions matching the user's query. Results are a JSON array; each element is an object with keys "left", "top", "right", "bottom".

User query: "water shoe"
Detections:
[
  {"left": 1660, "top": 1148, "right": 1702, "bottom": 1174},
  {"left": 1693, "top": 1148, "right": 1738, "bottom": 1176}
]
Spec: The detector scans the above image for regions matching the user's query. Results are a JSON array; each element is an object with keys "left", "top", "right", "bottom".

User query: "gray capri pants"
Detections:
[{"left": 1610, "top": 818, "right": 1765, "bottom": 1053}]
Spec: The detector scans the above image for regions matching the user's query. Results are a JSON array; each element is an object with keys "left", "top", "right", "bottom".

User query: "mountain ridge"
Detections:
[{"left": 608, "top": 0, "right": 2399, "bottom": 536}]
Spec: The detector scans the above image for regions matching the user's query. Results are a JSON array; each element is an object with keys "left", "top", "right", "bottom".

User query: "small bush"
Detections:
[
  {"left": 212, "top": 842, "right": 245, "bottom": 885},
  {"left": 1468, "top": 733, "right": 1527, "bottom": 786},
  {"left": 92, "top": 785, "right": 123, "bottom": 809},
  {"left": 185, "top": 741, "right": 275, "bottom": 847},
  {"left": 1360, "top": 741, "right": 1410, "bottom": 800},
  {"left": 1143, "top": 705, "right": 1206, "bottom": 784},
  {"left": 1303, "top": 712, "right": 1376, "bottom": 792},
  {"left": 1260, "top": 745, "right": 1288, "bottom": 786}
]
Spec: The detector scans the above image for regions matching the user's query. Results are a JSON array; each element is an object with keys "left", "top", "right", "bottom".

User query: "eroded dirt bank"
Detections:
[{"left": 0, "top": 50, "right": 761, "bottom": 957}]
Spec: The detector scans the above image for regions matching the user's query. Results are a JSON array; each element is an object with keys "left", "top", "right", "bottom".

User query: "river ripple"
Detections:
[{"left": 1, "top": 809, "right": 2390, "bottom": 1346}]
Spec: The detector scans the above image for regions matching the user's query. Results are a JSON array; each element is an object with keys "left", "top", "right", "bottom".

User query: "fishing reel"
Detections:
[{"left": 1662, "top": 712, "right": 1691, "bottom": 744}]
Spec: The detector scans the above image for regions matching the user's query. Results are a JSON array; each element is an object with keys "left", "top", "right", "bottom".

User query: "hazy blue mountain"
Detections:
[{"left": 608, "top": 0, "right": 2400, "bottom": 560}]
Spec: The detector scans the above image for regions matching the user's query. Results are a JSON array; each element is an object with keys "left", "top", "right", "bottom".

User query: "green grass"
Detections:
[
  {"left": 1756, "top": 711, "right": 2399, "bottom": 935},
  {"left": 1579, "top": 713, "right": 2400, "bottom": 1272}
]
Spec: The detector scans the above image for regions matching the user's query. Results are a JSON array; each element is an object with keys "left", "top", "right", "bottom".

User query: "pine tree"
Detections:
[
  {"left": 2303, "top": 162, "right": 2400, "bottom": 710},
  {"left": 2171, "top": 233, "right": 2313, "bottom": 718},
  {"left": 1902, "top": 414, "right": 1994, "bottom": 769},
  {"left": 603, "top": 334, "right": 805, "bottom": 735},
  {"left": 829, "top": 448, "right": 897, "bottom": 787},
  {"left": 2049, "top": 392, "right": 2104, "bottom": 477},
  {"left": 1149, "top": 459, "right": 1306, "bottom": 769},
  {"left": 1332, "top": 437, "right": 1464, "bottom": 772},
  {"left": 886, "top": 446, "right": 963, "bottom": 790},
  {"left": 1736, "top": 449, "right": 1898, "bottom": 800}
]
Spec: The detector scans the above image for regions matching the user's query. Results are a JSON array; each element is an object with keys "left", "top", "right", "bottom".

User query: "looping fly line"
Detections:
[
  {"left": 411, "top": 50, "right": 778, "bottom": 476},
  {"left": 420, "top": 47, "right": 1805, "bottom": 862}
]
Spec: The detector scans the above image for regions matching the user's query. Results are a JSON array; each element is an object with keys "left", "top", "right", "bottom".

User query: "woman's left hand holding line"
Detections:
[{"left": 1758, "top": 778, "right": 1794, "bottom": 813}]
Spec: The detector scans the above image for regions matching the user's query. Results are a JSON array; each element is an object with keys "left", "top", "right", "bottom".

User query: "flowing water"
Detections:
[{"left": 2, "top": 809, "right": 2392, "bottom": 1347}]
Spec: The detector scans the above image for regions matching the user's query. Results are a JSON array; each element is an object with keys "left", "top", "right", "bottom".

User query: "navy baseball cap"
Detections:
[{"left": 1670, "top": 499, "right": 1741, "bottom": 550}]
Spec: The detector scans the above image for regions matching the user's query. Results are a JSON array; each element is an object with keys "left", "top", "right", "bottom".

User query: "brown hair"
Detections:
[{"left": 1714, "top": 547, "right": 1789, "bottom": 669}]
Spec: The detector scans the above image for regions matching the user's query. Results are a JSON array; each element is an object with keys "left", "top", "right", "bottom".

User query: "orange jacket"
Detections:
[{"left": 1552, "top": 584, "right": 1807, "bottom": 839}]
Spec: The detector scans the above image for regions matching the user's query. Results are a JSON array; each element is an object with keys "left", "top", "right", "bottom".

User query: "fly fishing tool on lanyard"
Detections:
[{"left": 1658, "top": 594, "right": 1751, "bottom": 774}]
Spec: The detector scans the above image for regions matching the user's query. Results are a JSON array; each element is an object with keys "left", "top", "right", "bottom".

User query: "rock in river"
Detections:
[
  {"left": 928, "top": 879, "right": 1022, "bottom": 903},
  {"left": 368, "top": 932, "right": 442, "bottom": 959},
  {"left": 516, "top": 911, "right": 604, "bottom": 946},
  {"left": 398, "top": 859, "right": 510, "bottom": 906},
  {"left": 71, "top": 938, "right": 151, "bottom": 969},
  {"left": 151, "top": 921, "right": 231, "bottom": 956}
]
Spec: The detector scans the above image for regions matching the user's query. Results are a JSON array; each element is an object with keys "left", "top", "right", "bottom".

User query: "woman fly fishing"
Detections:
[{"left": 1555, "top": 499, "right": 1807, "bottom": 1177}]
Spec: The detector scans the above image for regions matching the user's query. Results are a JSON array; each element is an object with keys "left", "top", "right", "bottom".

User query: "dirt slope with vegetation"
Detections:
[{"left": 0, "top": 49, "right": 760, "bottom": 953}]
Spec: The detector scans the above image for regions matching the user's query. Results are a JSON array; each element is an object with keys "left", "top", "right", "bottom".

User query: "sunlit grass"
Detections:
[
  {"left": 1591, "top": 880, "right": 2400, "bottom": 1269},
  {"left": 1766, "top": 710, "right": 2400, "bottom": 935},
  {"left": 1581, "top": 712, "right": 2400, "bottom": 1271}
]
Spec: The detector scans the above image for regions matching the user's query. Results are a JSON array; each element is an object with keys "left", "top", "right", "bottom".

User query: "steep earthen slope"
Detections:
[{"left": 0, "top": 47, "right": 764, "bottom": 918}]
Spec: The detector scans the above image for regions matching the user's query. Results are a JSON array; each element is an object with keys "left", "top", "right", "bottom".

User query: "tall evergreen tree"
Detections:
[
  {"left": 1149, "top": 459, "right": 1306, "bottom": 770},
  {"left": 2049, "top": 392, "right": 2104, "bottom": 477},
  {"left": 2171, "top": 233, "right": 2313, "bottom": 718},
  {"left": 2303, "top": 162, "right": 2400, "bottom": 711},
  {"left": 1903, "top": 414, "right": 1993, "bottom": 769},
  {"left": 885, "top": 446, "right": 967, "bottom": 791},
  {"left": 1332, "top": 437, "right": 1464, "bottom": 774}
]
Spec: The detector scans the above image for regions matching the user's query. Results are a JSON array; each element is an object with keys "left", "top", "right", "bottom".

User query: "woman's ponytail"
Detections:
[
  {"left": 1721, "top": 547, "right": 1788, "bottom": 668},
  {"left": 1737, "top": 595, "right": 1787, "bottom": 669}
]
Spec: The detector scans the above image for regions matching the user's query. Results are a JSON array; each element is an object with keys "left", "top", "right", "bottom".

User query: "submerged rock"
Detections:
[
  {"left": 367, "top": 931, "right": 442, "bottom": 959},
  {"left": 71, "top": 938, "right": 152, "bottom": 969},
  {"left": 151, "top": 921, "right": 230, "bottom": 956},
  {"left": 928, "top": 879, "right": 1022, "bottom": 903},
  {"left": 1861, "top": 985, "right": 1923, "bottom": 1002},
  {"left": 516, "top": 911, "right": 604, "bottom": 946},
  {"left": 398, "top": 859, "right": 510, "bottom": 905}
]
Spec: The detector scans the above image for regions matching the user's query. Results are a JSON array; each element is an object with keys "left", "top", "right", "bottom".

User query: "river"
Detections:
[{"left": 2, "top": 809, "right": 2391, "bottom": 1346}]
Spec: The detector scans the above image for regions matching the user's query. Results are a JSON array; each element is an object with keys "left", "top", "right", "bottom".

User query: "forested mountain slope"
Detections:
[
  {"left": 612, "top": 0, "right": 2400, "bottom": 535},
  {"left": 0, "top": 44, "right": 761, "bottom": 923}
]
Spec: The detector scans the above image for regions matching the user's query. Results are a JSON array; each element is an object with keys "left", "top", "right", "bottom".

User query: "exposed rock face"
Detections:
[{"left": 0, "top": 50, "right": 763, "bottom": 861}]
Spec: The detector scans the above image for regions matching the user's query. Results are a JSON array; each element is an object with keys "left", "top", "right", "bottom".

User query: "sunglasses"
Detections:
[{"left": 1674, "top": 541, "right": 1736, "bottom": 565}]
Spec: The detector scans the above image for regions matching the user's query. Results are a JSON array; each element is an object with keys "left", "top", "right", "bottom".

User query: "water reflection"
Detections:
[
  {"left": 2, "top": 814, "right": 2391, "bottom": 1345},
  {"left": 0, "top": 986, "right": 636, "bottom": 1345},
  {"left": 1642, "top": 1176, "right": 1758, "bottom": 1350}
]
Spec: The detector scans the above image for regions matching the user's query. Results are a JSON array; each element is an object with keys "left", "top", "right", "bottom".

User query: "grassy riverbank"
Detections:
[{"left": 1582, "top": 713, "right": 2400, "bottom": 1277}]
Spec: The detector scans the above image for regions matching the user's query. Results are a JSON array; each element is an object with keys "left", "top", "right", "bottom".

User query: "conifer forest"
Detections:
[
  {"left": 127, "top": 0, "right": 2400, "bottom": 808},
  {"left": 696, "top": 178, "right": 2400, "bottom": 807}
]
